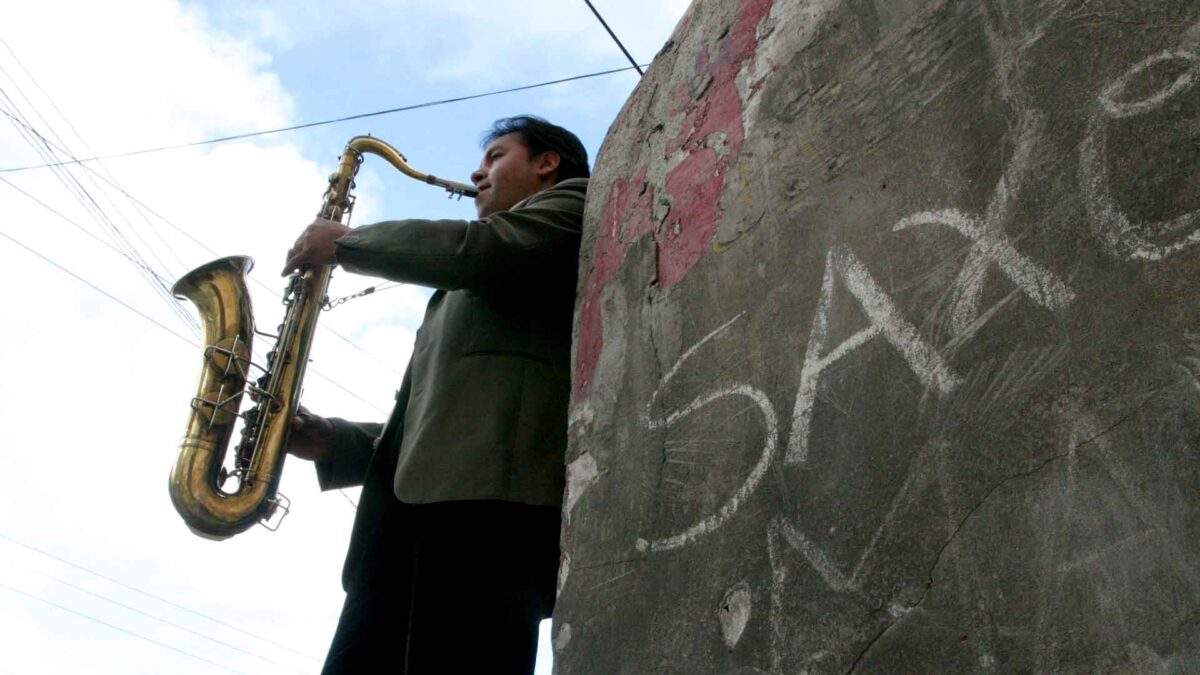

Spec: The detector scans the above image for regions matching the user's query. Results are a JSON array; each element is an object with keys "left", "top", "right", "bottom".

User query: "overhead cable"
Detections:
[
  {"left": 14, "top": 561, "right": 309, "bottom": 673},
  {"left": 582, "top": 0, "right": 645, "bottom": 75},
  {"left": 2, "top": 169, "right": 404, "bottom": 381},
  {"left": 0, "top": 37, "right": 189, "bottom": 271},
  {"left": 0, "top": 104, "right": 404, "bottom": 400},
  {"left": 309, "top": 369, "right": 390, "bottom": 415},
  {"left": 1, "top": 203, "right": 378, "bottom": 502},
  {"left": 0, "top": 104, "right": 191, "bottom": 291},
  {"left": 0, "top": 532, "right": 321, "bottom": 662},
  {"left": 1, "top": 582, "right": 250, "bottom": 675},
  {"left": 0, "top": 99, "right": 198, "bottom": 331},
  {"left": 0, "top": 228, "right": 199, "bottom": 347},
  {"left": 338, "top": 489, "right": 360, "bottom": 510},
  {"left": 0, "top": 225, "right": 389, "bottom": 415},
  {"left": 0, "top": 175, "right": 165, "bottom": 272},
  {"left": 3, "top": 101, "right": 410, "bottom": 380},
  {"left": 0, "top": 59, "right": 187, "bottom": 274},
  {"left": 0, "top": 64, "right": 646, "bottom": 174},
  {"left": 1, "top": 66, "right": 427, "bottom": 379}
]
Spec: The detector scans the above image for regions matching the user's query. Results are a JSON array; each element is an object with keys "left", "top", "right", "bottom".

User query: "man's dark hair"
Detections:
[{"left": 482, "top": 115, "right": 591, "bottom": 181}]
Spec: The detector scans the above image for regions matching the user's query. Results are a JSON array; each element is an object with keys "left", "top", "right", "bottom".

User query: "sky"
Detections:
[{"left": 0, "top": 1, "right": 689, "bottom": 673}]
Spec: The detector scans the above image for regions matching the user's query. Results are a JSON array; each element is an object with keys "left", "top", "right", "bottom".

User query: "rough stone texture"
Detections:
[{"left": 557, "top": 0, "right": 1200, "bottom": 672}]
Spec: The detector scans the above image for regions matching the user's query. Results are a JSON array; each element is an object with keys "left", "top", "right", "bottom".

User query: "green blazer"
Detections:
[{"left": 315, "top": 177, "right": 587, "bottom": 509}]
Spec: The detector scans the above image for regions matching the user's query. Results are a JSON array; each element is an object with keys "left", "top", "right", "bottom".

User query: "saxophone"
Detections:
[{"left": 169, "top": 136, "right": 477, "bottom": 539}]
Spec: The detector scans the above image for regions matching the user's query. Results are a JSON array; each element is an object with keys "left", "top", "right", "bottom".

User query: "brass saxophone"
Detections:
[{"left": 169, "top": 136, "right": 477, "bottom": 539}]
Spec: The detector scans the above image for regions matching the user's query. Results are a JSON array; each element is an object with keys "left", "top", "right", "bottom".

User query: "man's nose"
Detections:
[{"left": 470, "top": 167, "right": 486, "bottom": 186}]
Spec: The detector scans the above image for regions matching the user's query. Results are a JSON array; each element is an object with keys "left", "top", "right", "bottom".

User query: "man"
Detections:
[{"left": 282, "top": 116, "right": 589, "bottom": 674}]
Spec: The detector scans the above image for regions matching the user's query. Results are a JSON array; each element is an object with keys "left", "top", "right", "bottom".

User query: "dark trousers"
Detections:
[{"left": 321, "top": 500, "right": 561, "bottom": 674}]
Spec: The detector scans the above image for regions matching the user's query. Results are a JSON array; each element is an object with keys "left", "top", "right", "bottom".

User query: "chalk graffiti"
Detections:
[
  {"left": 640, "top": 313, "right": 781, "bottom": 553},
  {"left": 765, "top": 519, "right": 790, "bottom": 673},
  {"left": 639, "top": 244, "right": 961, "bottom": 548},
  {"left": 786, "top": 245, "right": 962, "bottom": 466},
  {"left": 1081, "top": 29, "right": 1200, "bottom": 261},
  {"left": 636, "top": 238, "right": 964, "bottom": 557},
  {"left": 567, "top": 5, "right": 1200, "bottom": 671},
  {"left": 894, "top": 111, "right": 1075, "bottom": 336},
  {"left": 1098, "top": 50, "right": 1200, "bottom": 120},
  {"left": 765, "top": 436, "right": 952, "bottom": 669}
]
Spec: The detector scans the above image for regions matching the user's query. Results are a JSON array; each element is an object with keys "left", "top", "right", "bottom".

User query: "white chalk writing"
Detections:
[
  {"left": 785, "top": 245, "right": 962, "bottom": 465},
  {"left": 642, "top": 313, "right": 781, "bottom": 552},
  {"left": 1081, "top": 29, "right": 1200, "bottom": 261},
  {"left": 894, "top": 111, "right": 1075, "bottom": 335}
]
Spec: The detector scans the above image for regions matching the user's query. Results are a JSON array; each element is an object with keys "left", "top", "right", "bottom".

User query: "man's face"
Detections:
[{"left": 471, "top": 133, "right": 555, "bottom": 218}]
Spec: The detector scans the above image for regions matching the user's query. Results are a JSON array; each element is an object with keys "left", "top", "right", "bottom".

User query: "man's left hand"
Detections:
[{"left": 283, "top": 218, "right": 351, "bottom": 275}]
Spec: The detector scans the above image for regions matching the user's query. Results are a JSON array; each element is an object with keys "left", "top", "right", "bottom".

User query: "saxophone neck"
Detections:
[{"left": 347, "top": 135, "right": 478, "bottom": 199}]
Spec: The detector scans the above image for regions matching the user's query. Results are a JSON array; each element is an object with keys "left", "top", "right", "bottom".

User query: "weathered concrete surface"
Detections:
[{"left": 558, "top": 0, "right": 1200, "bottom": 672}]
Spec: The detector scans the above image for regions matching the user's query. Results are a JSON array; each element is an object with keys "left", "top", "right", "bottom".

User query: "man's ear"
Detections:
[{"left": 535, "top": 151, "right": 561, "bottom": 181}]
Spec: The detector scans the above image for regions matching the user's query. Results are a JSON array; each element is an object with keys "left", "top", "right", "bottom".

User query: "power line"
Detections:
[
  {"left": 0, "top": 179, "right": 397, "bottom": 415},
  {"left": 0, "top": 42, "right": 569, "bottom": 380},
  {"left": 2, "top": 108, "right": 408, "bottom": 379},
  {"left": 0, "top": 106, "right": 196, "bottom": 311},
  {"left": 3, "top": 168, "right": 379, "bottom": 526},
  {"left": 1, "top": 582, "right": 250, "bottom": 675},
  {"left": 338, "top": 488, "right": 360, "bottom": 510},
  {"left": 69, "top": 158, "right": 408, "bottom": 378},
  {"left": 0, "top": 38, "right": 192, "bottom": 274},
  {"left": 0, "top": 532, "right": 322, "bottom": 662},
  {"left": 0, "top": 227, "right": 199, "bottom": 347},
  {"left": 0, "top": 96, "right": 198, "bottom": 331},
  {"left": 0, "top": 174, "right": 170, "bottom": 277},
  {"left": 14, "top": 562, "right": 310, "bottom": 674},
  {"left": 0, "top": 64, "right": 646, "bottom": 174},
  {"left": 2, "top": 231, "right": 371, "bottom": 531},
  {"left": 310, "top": 369, "right": 390, "bottom": 416},
  {"left": 4, "top": 223, "right": 393, "bottom": 431},
  {"left": 4, "top": 226, "right": 371, "bottom": 539},
  {"left": 1, "top": 223, "right": 391, "bottom": 415},
  {"left": 582, "top": 0, "right": 645, "bottom": 75},
  {"left": 0, "top": 64, "right": 185, "bottom": 279}
]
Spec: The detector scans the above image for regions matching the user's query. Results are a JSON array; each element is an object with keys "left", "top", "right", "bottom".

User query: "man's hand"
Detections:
[
  {"left": 283, "top": 218, "right": 351, "bottom": 276},
  {"left": 287, "top": 407, "right": 336, "bottom": 463}
]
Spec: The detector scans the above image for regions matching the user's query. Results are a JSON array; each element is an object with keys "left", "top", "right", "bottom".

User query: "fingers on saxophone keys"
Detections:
[{"left": 282, "top": 244, "right": 304, "bottom": 276}]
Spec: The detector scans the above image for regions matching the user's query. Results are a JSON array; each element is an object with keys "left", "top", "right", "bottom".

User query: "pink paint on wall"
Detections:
[
  {"left": 574, "top": 0, "right": 774, "bottom": 397},
  {"left": 658, "top": 0, "right": 771, "bottom": 285},
  {"left": 575, "top": 168, "right": 655, "bottom": 397}
]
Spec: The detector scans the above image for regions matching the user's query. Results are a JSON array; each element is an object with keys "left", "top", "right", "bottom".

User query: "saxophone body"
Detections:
[{"left": 170, "top": 136, "right": 476, "bottom": 540}]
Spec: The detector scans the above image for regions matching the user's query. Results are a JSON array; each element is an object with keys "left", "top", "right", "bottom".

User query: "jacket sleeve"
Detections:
[
  {"left": 314, "top": 418, "right": 383, "bottom": 490},
  {"left": 331, "top": 182, "right": 584, "bottom": 294}
]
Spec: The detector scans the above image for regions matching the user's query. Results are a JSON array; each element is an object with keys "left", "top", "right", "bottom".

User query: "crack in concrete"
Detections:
[
  {"left": 842, "top": 398, "right": 1154, "bottom": 672},
  {"left": 1072, "top": 387, "right": 1167, "bottom": 453},
  {"left": 842, "top": 447, "right": 1069, "bottom": 673},
  {"left": 841, "top": 597, "right": 898, "bottom": 675}
]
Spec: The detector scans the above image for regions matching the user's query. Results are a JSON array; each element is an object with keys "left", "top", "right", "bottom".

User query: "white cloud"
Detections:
[
  {"left": 0, "top": 2, "right": 362, "bottom": 673},
  {"left": 2, "top": 0, "right": 292, "bottom": 154}
]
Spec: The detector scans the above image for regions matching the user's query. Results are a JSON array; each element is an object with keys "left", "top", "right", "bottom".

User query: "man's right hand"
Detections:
[{"left": 287, "top": 407, "right": 336, "bottom": 463}]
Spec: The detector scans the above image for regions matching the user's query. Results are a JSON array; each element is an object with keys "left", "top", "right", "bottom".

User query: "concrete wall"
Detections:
[{"left": 556, "top": 0, "right": 1200, "bottom": 672}]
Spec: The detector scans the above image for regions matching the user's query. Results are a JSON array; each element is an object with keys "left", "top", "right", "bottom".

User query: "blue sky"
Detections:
[{"left": 0, "top": 1, "right": 687, "bottom": 672}]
